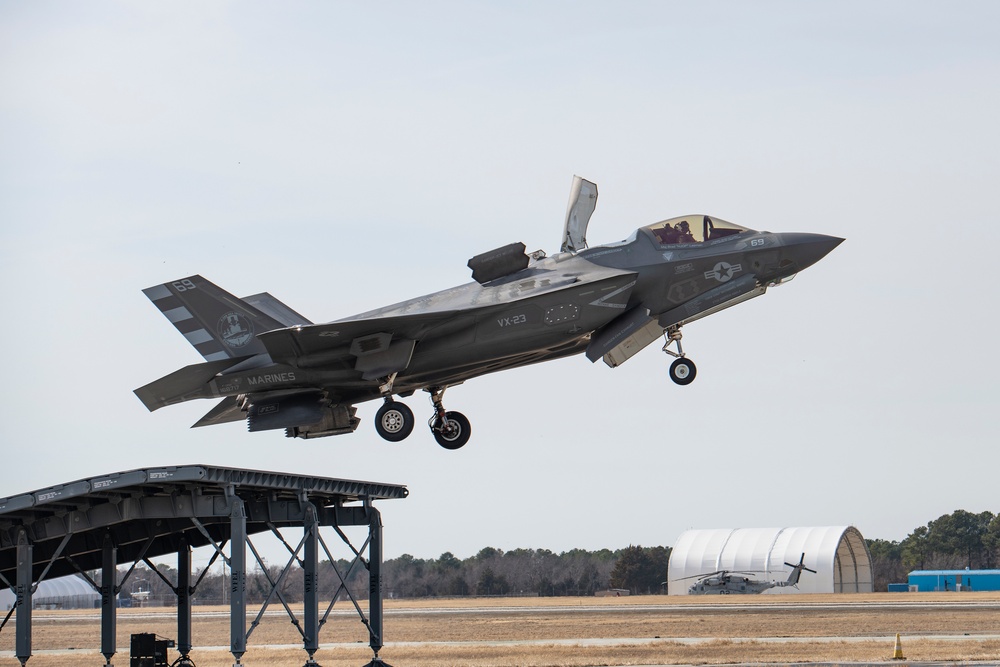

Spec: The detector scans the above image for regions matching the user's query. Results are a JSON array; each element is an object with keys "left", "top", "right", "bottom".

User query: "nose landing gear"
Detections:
[
  {"left": 427, "top": 387, "right": 472, "bottom": 450},
  {"left": 663, "top": 327, "right": 697, "bottom": 385}
]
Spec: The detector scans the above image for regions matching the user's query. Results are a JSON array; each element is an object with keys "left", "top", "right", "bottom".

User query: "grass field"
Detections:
[{"left": 4, "top": 593, "right": 1000, "bottom": 666}]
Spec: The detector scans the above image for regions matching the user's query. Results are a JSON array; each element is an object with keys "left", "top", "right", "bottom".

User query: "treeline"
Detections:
[
  {"left": 108, "top": 508, "right": 1000, "bottom": 603},
  {"left": 384, "top": 545, "right": 670, "bottom": 598},
  {"left": 112, "top": 545, "right": 670, "bottom": 605},
  {"left": 867, "top": 509, "right": 1000, "bottom": 590}
]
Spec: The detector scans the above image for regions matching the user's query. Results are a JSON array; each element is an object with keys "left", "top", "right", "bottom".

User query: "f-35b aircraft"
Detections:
[{"left": 135, "top": 177, "right": 842, "bottom": 449}]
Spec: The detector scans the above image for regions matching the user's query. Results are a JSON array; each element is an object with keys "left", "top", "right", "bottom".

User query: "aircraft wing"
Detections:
[
  {"left": 258, "top": 311, "right": 460, "bottom": 378},
  {"left": 258, "top": 258, "right": 637, "bottom": 379}
]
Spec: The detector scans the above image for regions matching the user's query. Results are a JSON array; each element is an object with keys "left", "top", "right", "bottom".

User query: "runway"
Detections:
[
  {"left": 28, "top": 597, "right": 1000, "bottom": 623},
  {"left": 7, "top": 595, "right": 1000, "bottom": 665}
]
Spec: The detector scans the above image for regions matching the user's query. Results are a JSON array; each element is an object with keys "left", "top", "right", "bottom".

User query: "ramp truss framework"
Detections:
[{"left": 0, "top": 465, "right": 408, "bottom": 667}]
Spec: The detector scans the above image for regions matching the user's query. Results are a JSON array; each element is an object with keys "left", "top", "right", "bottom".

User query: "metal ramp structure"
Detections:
[{"left": 0, "top": 465, "right": 408, "bottom": 666}]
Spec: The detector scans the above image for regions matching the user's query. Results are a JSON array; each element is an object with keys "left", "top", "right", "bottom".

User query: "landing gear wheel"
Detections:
[
  {"left": 669, "top": 357, "right": 697, "bottom": 385},
  {"left": 432, "top": 411, "right": 471, "bottom": 450},
  {"left": 374, "top": 401, "right": 414, "bottom": 442}
]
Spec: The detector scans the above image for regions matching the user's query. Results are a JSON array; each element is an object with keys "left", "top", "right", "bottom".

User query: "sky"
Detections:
[{"left": 2, "top": 1, "right": 999, "bottom": 569}]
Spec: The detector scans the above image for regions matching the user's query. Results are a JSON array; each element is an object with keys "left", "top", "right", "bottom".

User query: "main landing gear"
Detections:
[
  {"left": 663, "top": 326, "right": 697, "bottom": 386},
  {"left": 374, "top": 400, "right": 414, "bottom": 442},
  {"left": 373, "top": 373, "right": 416, "bottom": 442},
  {"left": 371, "top": 377, "right": 471, "bottom": 449}
]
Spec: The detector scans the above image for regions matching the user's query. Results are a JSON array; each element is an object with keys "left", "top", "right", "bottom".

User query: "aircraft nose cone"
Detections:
[{"left": 779, "top": 232, "right": 844, "bottom": 272}]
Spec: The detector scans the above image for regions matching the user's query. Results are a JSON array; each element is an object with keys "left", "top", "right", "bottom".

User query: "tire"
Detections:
[
  {"left": 374, "top": 401, "right": 414, "bottom": 442},
  {"left": 669, "top": 357, "right": 697, "bottom": 385},
  {"left": 432, "top": 411, "right": 471, "bottom": 450}
]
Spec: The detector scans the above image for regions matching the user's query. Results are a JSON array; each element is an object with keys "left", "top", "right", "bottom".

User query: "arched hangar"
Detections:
[
  {"left": 668, "top": 526, "right": 873, "bottom": 595},
  {"left": 0, "top": 573, "right": 99, "bottom": 610}
]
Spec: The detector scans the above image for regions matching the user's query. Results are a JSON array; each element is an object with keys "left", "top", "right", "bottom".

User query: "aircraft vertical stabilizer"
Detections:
[
  {"left": 142, "top": 276, "right": 284, "bottom": 361},
  {"left": 242, "top": 292, "right": 313, "bottom": 326}
]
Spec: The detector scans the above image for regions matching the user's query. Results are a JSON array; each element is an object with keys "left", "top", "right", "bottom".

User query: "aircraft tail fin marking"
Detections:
[{"left": 143, "top": 276, "right": 284, "bottom": 361}]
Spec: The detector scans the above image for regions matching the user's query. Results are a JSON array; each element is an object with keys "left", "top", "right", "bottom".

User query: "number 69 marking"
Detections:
[
  {"left": 173, "top": 279, "right": 197, "bottom": 292},
  {"left": 750, "top": 239, "right": 765, "bottom": 247}
]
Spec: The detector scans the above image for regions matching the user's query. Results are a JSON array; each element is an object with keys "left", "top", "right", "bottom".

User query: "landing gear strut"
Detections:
[
  {"left": 373, "top": 372, "right": 415, "bottom": 442},
  {"left": 427, "top": 387, "right": 471, "bottom": 450},
  {"left": 663, "top": 327, "right": 697, "bottom": 385}
]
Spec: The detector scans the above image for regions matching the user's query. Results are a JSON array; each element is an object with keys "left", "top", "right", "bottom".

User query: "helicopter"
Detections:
[{"left": 677, "top": 553, "right": 817, "bottom": 595}]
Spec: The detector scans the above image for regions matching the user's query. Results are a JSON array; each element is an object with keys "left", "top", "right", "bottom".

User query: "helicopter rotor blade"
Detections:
[{"left": 673, "top": 571, "right": 724, "bottom": 581}]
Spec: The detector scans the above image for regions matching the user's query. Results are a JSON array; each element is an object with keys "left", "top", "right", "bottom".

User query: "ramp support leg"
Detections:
[
  {"left": 177, "top": 538, "right": 195, "bottom": 666},
  {"left": 363, "top": 505, "right": 391, "bottom": 667},
  {"left": 101, "top": 533, "right": 117, "bottom": 666},
  {"left": 303, "top": 502, "right": 319, "bottom": 666},
  {"left": 15, "top": 528, "right": 32, "bottom": 667},
  {"left": 230, "top": 496, "right": 247, "bottom": 665}
]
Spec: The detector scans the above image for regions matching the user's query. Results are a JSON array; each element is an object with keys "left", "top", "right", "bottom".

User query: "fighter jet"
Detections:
[{"left": 135, "top": 177, "right": 842, "bottom": 449}]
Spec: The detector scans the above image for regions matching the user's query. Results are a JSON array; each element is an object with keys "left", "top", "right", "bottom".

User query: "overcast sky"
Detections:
[{"left": 2, "top": 2, "right": 999, "bottom": 568}]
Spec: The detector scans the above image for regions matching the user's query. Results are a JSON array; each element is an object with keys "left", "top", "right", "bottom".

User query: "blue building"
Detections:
[{"left": 908, "top": 569, "right": 1000, "bottom": 592}]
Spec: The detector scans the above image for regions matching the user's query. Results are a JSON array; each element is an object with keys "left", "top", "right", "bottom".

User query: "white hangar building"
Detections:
[
  {"left": 1, "top": 573, "right": 99, "bottom": 609},
  {"left": 668, "top": 526, "right": 873, "bottom": 595}
]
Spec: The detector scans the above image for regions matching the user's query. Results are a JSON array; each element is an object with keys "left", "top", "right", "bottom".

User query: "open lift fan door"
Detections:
[{"left": 562, "top": 176, "right": 597, "bottom": 253}]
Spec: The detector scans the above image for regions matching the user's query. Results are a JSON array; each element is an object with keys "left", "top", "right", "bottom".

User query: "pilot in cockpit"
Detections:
[
  {"left": 655, "top": 220, "right": 695, "bottom": 245},
  {"left": 674, "top": 220, "right": 695, "bottom": 243},
  {"left": 654, "top": 224, "right": 675, "bottom": 244}
]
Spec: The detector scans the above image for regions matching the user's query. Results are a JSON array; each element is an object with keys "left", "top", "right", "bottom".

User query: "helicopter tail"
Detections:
[{"left": 782, "top": 553, "right": 818, "bottom": 587}]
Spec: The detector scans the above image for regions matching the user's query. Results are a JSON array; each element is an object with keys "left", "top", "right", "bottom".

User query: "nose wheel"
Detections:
[
  {"left": 432, "top": 411, "right": 471, "bottom": 450},
  {"left": 663, "top": 327, "right": 697, "bottom": 386},
  {"left": 669, "top": 357, "right": 697, "bottom": 385},
  {"left": 427, "top": 387, "right": 472, "bottom": 449}
]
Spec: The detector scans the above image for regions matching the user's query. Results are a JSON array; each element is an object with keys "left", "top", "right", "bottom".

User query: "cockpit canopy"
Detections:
[{"left": 644, "top": 215, "right": 753, "bottom": 246}]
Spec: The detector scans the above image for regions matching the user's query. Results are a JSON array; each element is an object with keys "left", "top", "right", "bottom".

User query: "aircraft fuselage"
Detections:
[{"left": 135, "top": 184, "right": 842, "bottom": 448}]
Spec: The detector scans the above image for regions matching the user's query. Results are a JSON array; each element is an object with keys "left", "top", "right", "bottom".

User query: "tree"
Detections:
[
  {"left": 576, "top": 563, "right": 602, "bottom": 596},
  {"left": 475, "top": 547, "right": 503, "bottom": 561},
  {"left": 444, "top": 575, "right": 470, "bottom": 596},
  {"left": 475, "top": 566, "right": 509, "bottom": 596},
  {"left": 609, "top": 545, "right": 665, "bottom": 594},
  {"left": 437, "top": 552, "right": 461, "bottom": 571},
  {"left": 946, "top": 510, "right": 994, "bottom": 568},
  {"left": 867, "top": 539, "right": 904, "bottom": 591},
  {"left": 901, "top": 525, "right": 931, "bottom": 570},
  {"left": 985, "top": 516, "right": 1000, "bottom": 569}
]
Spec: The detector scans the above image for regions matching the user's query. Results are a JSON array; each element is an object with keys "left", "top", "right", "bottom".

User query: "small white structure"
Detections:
[
  {"left": 668, "top": 526, "right": 873, "bottom": 595},
  {"left": 1, "top": 574, "right": 99, "bottom": 610}
]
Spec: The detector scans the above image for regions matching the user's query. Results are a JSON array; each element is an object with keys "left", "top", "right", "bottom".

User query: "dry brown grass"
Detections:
[{"left": 5, "top": 593, "right": 1000, "bottom": 665}]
